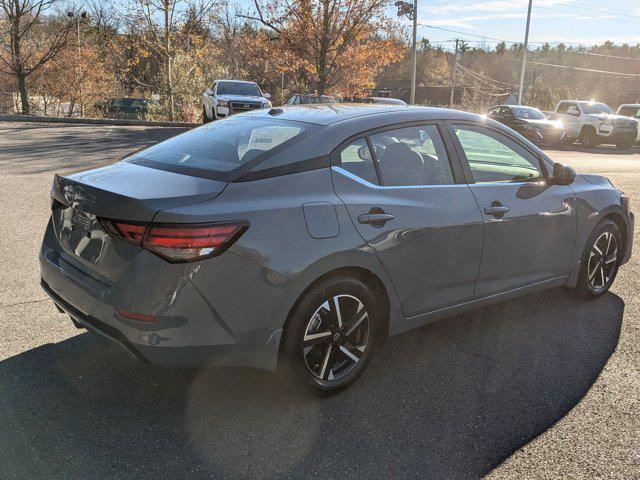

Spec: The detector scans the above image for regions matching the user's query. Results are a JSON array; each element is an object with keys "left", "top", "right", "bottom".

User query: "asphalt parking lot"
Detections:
[{"left": 0, "top": 122, "right": 638, "bottom": 479}]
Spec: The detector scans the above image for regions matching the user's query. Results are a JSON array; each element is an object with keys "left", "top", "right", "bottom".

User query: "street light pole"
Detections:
[
  {"left": 517, "top": 0, "right": 533, "bottom": 105},
  {"left": 410, "top": 0, "right": 418, "bottom": 105},
  {"left": 67, "top": 11, "right": 87, "bottom": 117}
]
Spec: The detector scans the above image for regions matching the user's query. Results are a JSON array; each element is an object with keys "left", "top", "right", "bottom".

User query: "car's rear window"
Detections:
[{"left": 125, "top": 117, "right": 311, "bottom": 179}]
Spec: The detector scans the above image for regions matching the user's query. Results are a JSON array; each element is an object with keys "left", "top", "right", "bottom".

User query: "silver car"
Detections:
[{"left": 40, "top": 104, "right": 634, "bottom": 392}]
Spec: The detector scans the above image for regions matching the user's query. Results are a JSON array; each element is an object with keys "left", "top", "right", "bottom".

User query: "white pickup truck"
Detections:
[
  {"left": 554, "top": 100, "right": 638, "bottom": 150},
  {"left": 202, "top": 79, "right": 272, "bottom": 123}
]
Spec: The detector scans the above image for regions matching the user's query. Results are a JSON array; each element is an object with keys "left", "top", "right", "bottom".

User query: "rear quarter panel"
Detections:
[{"left": 153, "top": 168, "right": 402, "bottom": 337}]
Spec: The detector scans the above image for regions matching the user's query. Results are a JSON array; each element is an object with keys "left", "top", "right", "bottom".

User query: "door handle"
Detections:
[
  {"left": 358, "top": 213, "right": 395, "bottom": 226},
  {"left": 484, "top": 205, "right": 510, "bottom": 216}
]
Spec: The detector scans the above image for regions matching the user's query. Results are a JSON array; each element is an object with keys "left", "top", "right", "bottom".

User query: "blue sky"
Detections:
[
  {"left": 235, "top": 0, "right": 640, "bottom": 49},
  {"left": 405, "top": 0, "right": 640, "bottom": 49}
]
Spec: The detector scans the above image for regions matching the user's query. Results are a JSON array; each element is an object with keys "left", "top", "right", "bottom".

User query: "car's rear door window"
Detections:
[
  {"left": 338, "top": 138, "right": 379, "bottom": 185},
  {"left": 369, "top": 125, "right": 454, "bottom": 186},
  {"left": 453, "top": 125, "right": 543, "bottom": 183}
]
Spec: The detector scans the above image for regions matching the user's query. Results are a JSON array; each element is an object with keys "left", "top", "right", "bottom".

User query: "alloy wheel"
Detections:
[
  {"left": 587, "top": 231, "right": 618, "bottom": 290},
  {"left": 302, "top": 294, "right": 370, "bottom": 382}
]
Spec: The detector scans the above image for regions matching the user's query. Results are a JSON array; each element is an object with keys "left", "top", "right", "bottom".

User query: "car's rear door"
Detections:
[
  {"left": 447, "top": 123, "right": 576, "bottom": 296},
  {"left": 331, "top": 122, "right": 484, "bottom": 318}
]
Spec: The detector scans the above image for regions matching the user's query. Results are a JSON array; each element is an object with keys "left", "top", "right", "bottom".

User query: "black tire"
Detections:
[
  {"left": 202, "top": 106, "right": 209, "bottom": 124},
  {"left": 580, "top": 127, "right": 599, "bottom": 148},
  {"left": 573, "top": 219, "right": 622, "bottom": 299},
  {"left": 616, "top": 142, "right": 633, "bottom": 151},
  {"left": 277, "top": 275, "right": 383, "bottom": 394}
]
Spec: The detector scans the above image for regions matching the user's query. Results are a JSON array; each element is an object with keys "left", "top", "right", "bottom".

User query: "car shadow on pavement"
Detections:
[{"left": 0, "top": 288, "right": 623, "bottom": 480}]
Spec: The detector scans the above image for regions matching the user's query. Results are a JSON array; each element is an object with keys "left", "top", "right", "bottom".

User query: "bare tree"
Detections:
[
  {"left": 0, "top": 0, "right": 72, "bottom": 113},
  {"left": 133, "top": 0, "right": 218, "bottom": 121}
]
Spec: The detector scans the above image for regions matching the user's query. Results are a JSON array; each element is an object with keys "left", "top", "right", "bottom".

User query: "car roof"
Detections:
[
  {"left": 239, "top": 103, "right": 479, "bottom": 126},
  {"left": 215, "top": 79, "right": 258, "bottom": 85}
]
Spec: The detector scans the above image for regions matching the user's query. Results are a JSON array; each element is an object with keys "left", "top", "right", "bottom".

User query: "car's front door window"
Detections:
[{"left": 453, "top": 126, "right": 543, "bottom": 183}]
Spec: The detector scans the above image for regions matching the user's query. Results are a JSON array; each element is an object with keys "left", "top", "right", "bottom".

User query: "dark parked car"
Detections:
[
  {"left": 487, "top": 105, "right": 565, "bottom": 146},
  {"left": 96, "top": 97, "right": 150, "bottom": 120},
  {"left": 41, "top": 104, "right": 633, "bottom": 392},
  {"left": 286, "top": 94, "right": 338, "bottom": 105}
]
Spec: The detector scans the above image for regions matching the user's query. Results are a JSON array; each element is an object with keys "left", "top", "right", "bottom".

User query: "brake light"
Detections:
[{"left": 100, "top": 219, "right": 248, "bottom": 262}]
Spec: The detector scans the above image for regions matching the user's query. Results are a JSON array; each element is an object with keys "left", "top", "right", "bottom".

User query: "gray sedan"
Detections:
[{"left": 40, "top": 104, "right": 634, "bottom": 392}]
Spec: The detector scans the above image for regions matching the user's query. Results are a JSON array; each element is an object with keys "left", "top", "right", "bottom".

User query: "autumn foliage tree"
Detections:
[{"left": 241, "top": 0, "right": 403, "bottom": 96}]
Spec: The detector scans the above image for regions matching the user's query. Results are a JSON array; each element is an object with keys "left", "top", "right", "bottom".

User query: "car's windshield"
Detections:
[
  {"left": 511, "top": 107, "right": 546, "bottom": 120},
  {"left": 125, "top": 117, "right": 308, "bottom": 177},
  {"left": 217, "top": 81, "right": 262, "bottom": 96},
  {"left": 582, "top": 102, "right": 613, "bottom": 115}
]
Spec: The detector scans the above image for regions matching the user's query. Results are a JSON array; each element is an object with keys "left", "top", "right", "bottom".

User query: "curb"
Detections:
[{"left": 0, "top": 114, "right": 196, "bottom": 128}]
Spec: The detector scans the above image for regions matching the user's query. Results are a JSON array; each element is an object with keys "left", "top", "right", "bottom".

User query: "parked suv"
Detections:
[
  {"left": 487, "top": 105, "right": 565, "bottom": 146},
  {"left": 202, "top": 80, "right": 272, "bottom": 122},
  {"left": 616, "top": 104, "right": 640, "bottom": 143},
  {"left": 554, "top": 100, "right": 638, "bottom": 149}
]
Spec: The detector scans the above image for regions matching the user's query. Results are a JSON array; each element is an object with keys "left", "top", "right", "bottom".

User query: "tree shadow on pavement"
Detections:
[{"left": 0, "top": 288, "right": 624, "bottom": 480}]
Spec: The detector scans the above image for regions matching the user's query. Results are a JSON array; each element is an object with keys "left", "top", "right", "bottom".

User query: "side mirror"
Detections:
[
  {"left": 205, "top": 88, "right": 213, "bottom": 96},
  {"left": 552, "top": 163, "right": 576, "bottom": 185},
  {"left": 263, "top": 92, "right": 271, "bottom": 99}
]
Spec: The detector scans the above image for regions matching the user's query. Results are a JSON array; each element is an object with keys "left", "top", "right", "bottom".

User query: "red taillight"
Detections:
[{"left": 100, "top": 219, "right": 247, "bottom": 262}]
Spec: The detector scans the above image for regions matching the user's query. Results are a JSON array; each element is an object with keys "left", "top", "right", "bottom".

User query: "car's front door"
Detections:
[
  {"left": 557, "top": 102, "right": 582, "bottom": 139},
  {"left": 331, "top": 123, "right": 484, "bottom": 317},
  {"left": 449, "top": 123, "right": 577, "bottom": 296}
]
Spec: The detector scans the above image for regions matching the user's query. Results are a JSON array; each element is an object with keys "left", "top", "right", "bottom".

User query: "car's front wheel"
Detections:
[
  {"left": 580, "top": 127, "right": 599, "bottom": 148},
  {"left": 574, "top": 219, "right": 621, "bottom": 298},
  {"left": 278, "top": 275, "right": 382, "bottom": 393},
  {"left": 202, "top": 106, "right": 209, "bottom": 124}
]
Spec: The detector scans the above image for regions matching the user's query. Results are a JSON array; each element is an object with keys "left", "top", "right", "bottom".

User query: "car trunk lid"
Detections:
[{"left": 50, "top": 162, "right": 228, "bottom": 283}]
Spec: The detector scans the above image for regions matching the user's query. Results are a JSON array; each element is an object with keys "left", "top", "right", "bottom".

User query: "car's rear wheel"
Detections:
[
  {"left": 616, "top": 142, "right": 633, "bottom": 151},
  {"left": 278, "top": 275, "right": 382, "bottom": 393},
  {"left": 580, "top": 127, "right": 599, "bottom": 148},
  {"left": 574, "top": 219, "right": 621, "bottom": 298}
]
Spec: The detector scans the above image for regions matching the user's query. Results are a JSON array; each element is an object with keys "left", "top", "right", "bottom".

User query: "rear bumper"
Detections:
[{"left": 39, "top": 223, "right": 282, "bottom": 370}]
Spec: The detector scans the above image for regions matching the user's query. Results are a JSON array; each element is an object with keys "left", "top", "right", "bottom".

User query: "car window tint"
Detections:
[
  {"left": 369, "top": 125, "right": 454, "bottom": 186},
  {"left": 126, "top": 117, "right": 307, "bottom": 174},
  {"left": 454, "top": 126, "right": 542, "bottom": 183},
  {"left": 339, "top": 138, "right": 379, "bottom": 185}
]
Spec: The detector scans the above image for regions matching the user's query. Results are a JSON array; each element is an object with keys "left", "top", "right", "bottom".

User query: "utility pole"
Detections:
[
  {"left": 518, "top": 0, "right": 533, "bottom": 105},
  {"left": 410, "top": 0, "right": 418, "bottom": 105},
  {"left": 449, "top": 39, "right": 459, "bottom": 108},
  {"left": 396, "top": 1, "right": 418, "bottom": 104}
]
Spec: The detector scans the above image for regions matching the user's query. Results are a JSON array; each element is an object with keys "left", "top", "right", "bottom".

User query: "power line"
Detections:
[
  {"left": 505, "top": 58, "right": 640, "bottom": 77},
  {"left": 420, "top": 24, "right": 640, "bottom": 61}
]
